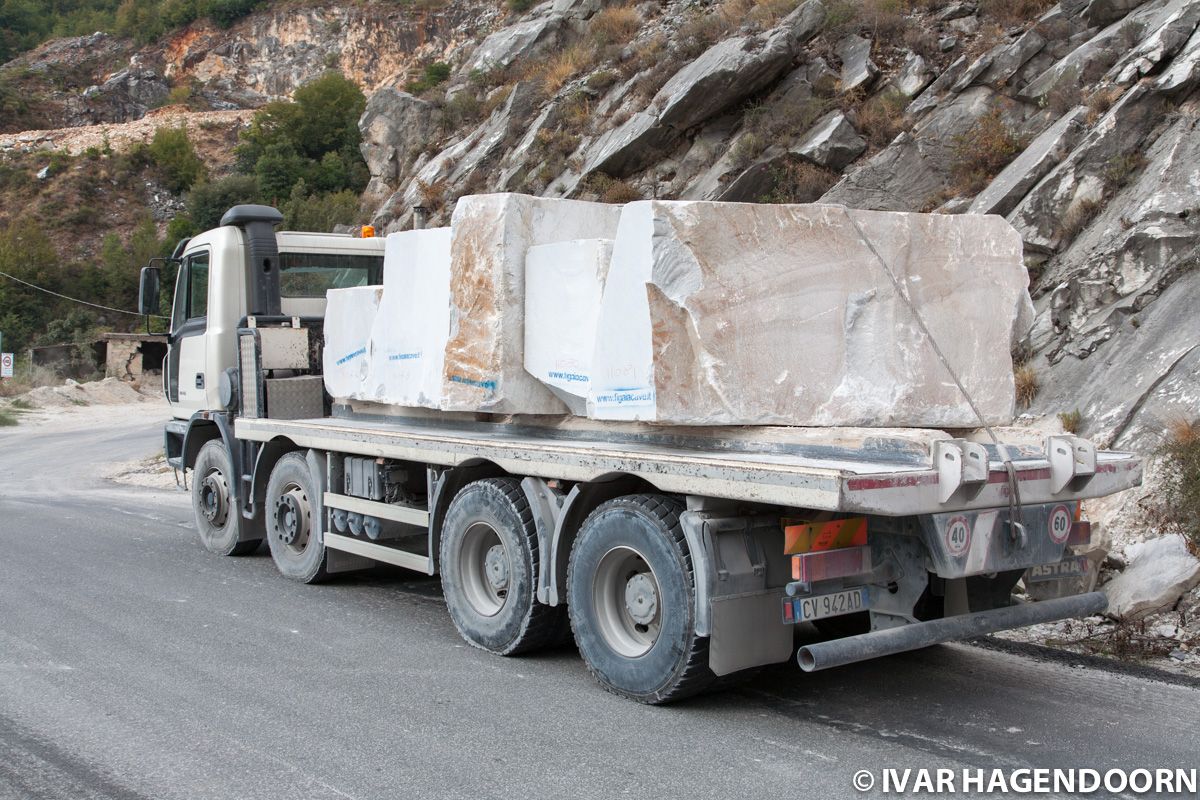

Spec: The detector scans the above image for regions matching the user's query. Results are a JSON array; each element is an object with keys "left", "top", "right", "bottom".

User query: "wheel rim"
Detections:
[
  {"left": 459, "top": 522, "right": 509, "bottom": 617},
  {"left": 273, "top": 481, "right": 311, "bottom": 555},
  {"left": 592, "top": 546, "right": 661, "bottom": 658},
  {"left": 199, "top": 468, "right": 229, "bottom": 528}
]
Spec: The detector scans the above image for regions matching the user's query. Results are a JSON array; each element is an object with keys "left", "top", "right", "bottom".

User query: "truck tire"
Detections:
[
  {"left": 264, "top": 452, "right": 328, "bottom": 583},
  {"left": 192, "top": 439, "right": 260, "bottom": 556},
  {"left": 567, "top": 494, "right": 715, "bottom": 704},
  {"left": 440, "top": 477, "right": 565, "bottom": 655}
]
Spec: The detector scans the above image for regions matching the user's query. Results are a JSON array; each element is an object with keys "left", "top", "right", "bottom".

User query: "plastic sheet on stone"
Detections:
[
  {"left": 524, "top": 238, "right": 613, "bottom": 415},
  {"left": 363, "top": 227, "right": 452, "bottom": 408},
  {"left": 322, "top": 285, "right": 382, "bottom": 401}
]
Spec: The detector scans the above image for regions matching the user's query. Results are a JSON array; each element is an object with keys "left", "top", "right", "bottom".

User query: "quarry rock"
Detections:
[
  {"left": 358, "top": 88, "right": 441, "bottom": 207},
  {"left": 441, "top": 194, "right": 622, "bottom": 414},
  {"left": 524, "top": 238, "right": 613, "bottom": 414},
  {"left": 587, "top": 200, "right": 1031, "bottom": 426},
  {"left": 968, "top": 106, "right": 1087, "bottom": 217},
  {"left": 896, "top": 52, "right": 933, "bottom": 98},
  {"left": 836, "top": 35, "right": 878, "bottom": 94},
  {"left": 1008, "top": 85, "right": 1160, "bottom": 254},
  {"left": 1104, "top": 534, "right": 1200, "bottom": 618},
  {"left": 792, "top": 111, "right": 866, "bottom": 171},
  {"left": 467, "top": 5, "right": 566, "bottom": 72}
]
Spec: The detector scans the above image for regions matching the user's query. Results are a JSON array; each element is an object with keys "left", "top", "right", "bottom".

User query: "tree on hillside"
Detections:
[{"left": 236, "top": 71, "right": 368, "bottom": 203}]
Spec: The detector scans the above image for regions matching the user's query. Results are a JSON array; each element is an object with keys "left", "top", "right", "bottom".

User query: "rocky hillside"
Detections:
[{"left": 353, "top": 0, "right": 1200, "bottom": 456}]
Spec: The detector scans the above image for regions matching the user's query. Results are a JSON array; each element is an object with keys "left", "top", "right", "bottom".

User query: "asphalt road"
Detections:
[{"left": 1, "top": 406, "right": 1197, "bottom": 800}]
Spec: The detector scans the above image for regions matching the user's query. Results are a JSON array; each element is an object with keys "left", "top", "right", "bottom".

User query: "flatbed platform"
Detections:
[{"left": 235, "top": 410, "right": 1141, "bottom": 516}]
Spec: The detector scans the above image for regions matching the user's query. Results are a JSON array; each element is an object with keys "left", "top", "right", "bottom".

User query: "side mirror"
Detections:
[{"left": 138, "top": 265, "right": 161, "bottom": 317}]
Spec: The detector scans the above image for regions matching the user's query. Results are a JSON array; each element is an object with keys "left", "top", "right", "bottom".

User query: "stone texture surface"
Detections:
[
  {"left": 792, "top": 111, "right": 866, "bottom": 171},
  {"left": 358, "top": 89, "right": 441, "bottom": 209},
  {"left": 968, "top": 106, "right": 1087, "bottom": 217},
  {"left": 836, "top": 35, "right": 878, "bottom": 93},
  {"left": 441, "top": 194, "right": 621, "bottom": 414},
  {"left": 588, "top": 201, "right": 1032, "bottom": 426},
  {"left": 1103, "top": 534, "right": 1200, "bottom": 618}
]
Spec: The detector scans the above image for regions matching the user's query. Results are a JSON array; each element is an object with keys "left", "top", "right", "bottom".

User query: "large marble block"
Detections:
[
  {"left": 441, "top": 194, "right": 622, "bottom": 413},
  {"left": 586, "top": 201, "right": 1032, "bottom": 427},
  {"left": 524, "top": 238, "right": 614, "bottom": 414}
]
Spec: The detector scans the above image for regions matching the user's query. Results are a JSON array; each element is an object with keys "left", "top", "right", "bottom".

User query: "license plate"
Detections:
[
  {"left": 783, "top": 587, "right": 869, "bottom": 624},
  {"left": 1026, "top": 555, "right": 1091, "bottom": 583}
]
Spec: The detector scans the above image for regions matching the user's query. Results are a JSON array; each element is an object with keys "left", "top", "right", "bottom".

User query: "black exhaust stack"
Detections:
[{"left": 221, "top": 205, "right": 284, "bottom": 317}]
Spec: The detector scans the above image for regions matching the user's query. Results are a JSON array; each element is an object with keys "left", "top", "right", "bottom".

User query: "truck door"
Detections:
[{"left": 168, "top": 250, "right": 210, "bottom": 416}]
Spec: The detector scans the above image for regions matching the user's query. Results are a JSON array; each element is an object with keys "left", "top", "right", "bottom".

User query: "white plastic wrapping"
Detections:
[
  {"left": 523, "top": 238, "right": 613, "bottom": 414},
  {"left": 322, "top": 285, "right": 383, "bottom": 401},
  {"left": 364, "top": 227, "right": 453, "bottom": 408}
]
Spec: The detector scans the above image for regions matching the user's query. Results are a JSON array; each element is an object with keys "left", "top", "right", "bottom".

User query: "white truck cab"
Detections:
[{"left": 157, "top": 207, "right": 385, "bottom": 418}]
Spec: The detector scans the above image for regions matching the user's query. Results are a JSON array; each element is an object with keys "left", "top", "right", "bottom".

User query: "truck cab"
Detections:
[{"left": 153, "top": 207, "right": 385, "bottom": 419}]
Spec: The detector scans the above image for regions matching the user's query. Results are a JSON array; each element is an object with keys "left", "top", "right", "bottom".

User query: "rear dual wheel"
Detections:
[{"left": 567, "top": 494, "right": 715, "bottom": 704}]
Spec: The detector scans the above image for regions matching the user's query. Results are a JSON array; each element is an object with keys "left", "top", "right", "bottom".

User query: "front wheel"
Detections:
[
  {"left": 192, "top": 439, "right": 261, "bottom": 556},
  {"left": 567, "top": 494, "right": 715, "bottom": 704},
  {"left": 264, "top": 452, "right": 328, "bottom": 583}
]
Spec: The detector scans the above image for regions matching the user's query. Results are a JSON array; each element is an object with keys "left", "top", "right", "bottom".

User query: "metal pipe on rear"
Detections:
[{"left": 797, "top": 592, "right": 1108, "bottom": 673}]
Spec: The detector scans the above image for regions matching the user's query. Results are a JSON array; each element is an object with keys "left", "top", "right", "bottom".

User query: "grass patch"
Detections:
[
  {"left": 1057, "top": 408, "right": 1082, "bottom": 434},
  {"left": 0, "top": 409, "right": 18, "bottom": 426},
  {"left": 589, "top": 5, "right": 641, "bottom": 48},
  {"left": 950, "top": 108, "right": 1025, "bottom": 195},
  {"left": 855, "top": 87, "right": 908, "bottom": 149},
  {"left": 758, "top": 158, "right": 839, "bottom": 203},
  {"left": 1014, "top": 363, "right": 1039, "bottom": 408},
  {"left": 584, "top": 174, "right": 643, "bottom": 203},
  {"left": 978, "top": 0, "right": 1055, "bottom": 27}
]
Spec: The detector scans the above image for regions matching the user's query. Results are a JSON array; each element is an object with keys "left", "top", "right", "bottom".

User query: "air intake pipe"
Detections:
[{"left": 221, "top": 204, "right": 284, "bottom": 317}]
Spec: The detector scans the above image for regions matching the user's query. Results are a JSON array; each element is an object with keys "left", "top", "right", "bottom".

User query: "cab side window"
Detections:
[
  {"left": 171, "top": 252, "right": 210, "bottom": 332},
  {"left": 186, "top": 252, "right": 209, "bottom": 320}
]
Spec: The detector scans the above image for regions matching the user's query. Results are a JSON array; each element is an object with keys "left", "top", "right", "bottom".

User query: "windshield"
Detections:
[{"left": 279, "top": 252, "right": 383, "bottom": 298}]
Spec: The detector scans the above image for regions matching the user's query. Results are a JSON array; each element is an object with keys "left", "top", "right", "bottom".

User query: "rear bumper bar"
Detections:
[{"left": 796, "top": 592, "right": 1107, "bottom": 672}]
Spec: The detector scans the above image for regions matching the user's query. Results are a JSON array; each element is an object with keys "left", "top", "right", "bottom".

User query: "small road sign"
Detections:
[{"left": 1, "top": 353, "right": 13, "bottom": 378}]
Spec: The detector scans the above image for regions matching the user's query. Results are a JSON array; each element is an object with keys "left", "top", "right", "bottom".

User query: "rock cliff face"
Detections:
[
  {"left": 3, "top": 0, "right": 1197, "bottom": 452},
  {"left": 357, "top": 0, "right": 1200, "bottom": 452}
]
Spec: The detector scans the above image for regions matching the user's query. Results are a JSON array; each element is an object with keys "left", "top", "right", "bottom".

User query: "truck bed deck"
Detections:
[{"left": 236, "top": 407, "right": 1141, "bottom": 516}]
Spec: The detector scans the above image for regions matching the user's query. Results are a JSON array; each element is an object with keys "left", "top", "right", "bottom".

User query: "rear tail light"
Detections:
[{"left": 792, "top": 546, "right": 872, "bottom": 583}]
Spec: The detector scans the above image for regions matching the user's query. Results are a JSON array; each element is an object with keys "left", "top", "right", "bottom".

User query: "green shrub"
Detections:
[
  {"left": 147, "top": 126, "right": 206, "bottom": 193},
  {"left": 281, "top": 181, "right": 360, "bottom": 231},
  {"left": 507, "top": 0, "right": 534, "bottom": 12},
  {"left": 203, "top": 0, "right": 262, "bottom": 28},
  {"left": 406, "top": 61, "right": 452, "bottom": 94}
]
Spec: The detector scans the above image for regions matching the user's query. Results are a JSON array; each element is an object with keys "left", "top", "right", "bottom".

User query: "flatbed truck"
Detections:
[{"left": 139, "top": 204, "right": 1141, "bottom": 703}]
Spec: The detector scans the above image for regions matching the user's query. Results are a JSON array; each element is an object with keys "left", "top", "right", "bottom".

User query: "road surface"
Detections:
[{"left": 1, "top": 404, "right": 1196, "bottom": 799}]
